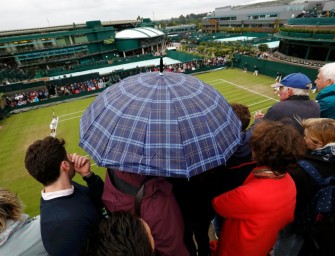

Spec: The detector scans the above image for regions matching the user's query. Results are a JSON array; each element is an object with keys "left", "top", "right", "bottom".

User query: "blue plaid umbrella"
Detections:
[{"left": 79, "top": 71, "right": 241, "bottom": 178}]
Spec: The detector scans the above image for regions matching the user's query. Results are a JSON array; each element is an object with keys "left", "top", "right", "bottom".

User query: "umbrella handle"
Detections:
[{"left": 159, "top": 56, "right": 164, "bottom": 75}]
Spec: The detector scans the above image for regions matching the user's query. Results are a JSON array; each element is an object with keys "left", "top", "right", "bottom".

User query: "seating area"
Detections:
[
  {"left": 272, "top": 52, "right": 325, "bottom": 68},
  {"left": 1, "top": 67, "right": 36, "bottom": 85}
]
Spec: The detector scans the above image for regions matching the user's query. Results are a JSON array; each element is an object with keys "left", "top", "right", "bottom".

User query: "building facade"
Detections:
[
  {"left": 0, "top": 19, "right": 162, "bottom": 82},
  {"left": 202, "top": 0, "right": 328, "bottom": 33}
]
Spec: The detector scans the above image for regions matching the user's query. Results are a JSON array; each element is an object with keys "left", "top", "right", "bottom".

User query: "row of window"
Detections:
[
  {"left": 17, "top": 46, "right": 88, "bottom": 61},
  {"left": 202, "top": 24, "right": 276, "bottom": 29},
  {"left": 247, "top": 14, "right": 278, "bottom": 20},
  {"left": 208, "top": 14, "right": 278, "bottom": 22}
]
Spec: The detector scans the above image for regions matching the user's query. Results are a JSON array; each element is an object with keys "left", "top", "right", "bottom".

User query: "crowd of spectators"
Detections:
[
  {"left": 3, "top": 57, "right": 230, "bottom": 109},
  {"left": 4, "top": 76, "right": 112, "bottom": 108},
  {"left": 295, "top": 10, "right": 335, "bottom": 18},
  {"left": 5, "top": 88, "right": 49, "bottom": 108},
  {"left": 272, "top": 53, "right": 324, "bottom": 68},
  {"left": 161, "top": 56, "right": 228, "bottom": 73},
  {"left": 52, "top": 77, "right": 109, "bottom": 97}
]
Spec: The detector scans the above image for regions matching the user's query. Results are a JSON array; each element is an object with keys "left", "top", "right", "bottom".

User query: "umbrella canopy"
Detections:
[{"left": 79, "top": 71, "right": 241, "bottom": 178}]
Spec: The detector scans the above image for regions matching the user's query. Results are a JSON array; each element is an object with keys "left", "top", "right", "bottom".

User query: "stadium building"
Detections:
[
  {"left": 276, "top": 0, "right": 335, "bottom": 62},
  {"left": 202, "top": 0, "right": 335, "bottom": 63},
  {"left": 0, "top": 18, "right": 165, "bottom": 82},
  {"left": 163, "top": 24, "right": 196, "bottom": 35},
  {"left": 202, "top": 0, "right": 332, "bottom": 33},
  {"left": 115, "top": 27, "right": 166, "bottom": 57}
]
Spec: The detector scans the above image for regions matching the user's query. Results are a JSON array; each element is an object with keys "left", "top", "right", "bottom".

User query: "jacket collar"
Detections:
[
  {"left": 285, "top": 95, "right": 310, "bottom": 101},
  {"left": 310, "top": 143, "right": 335, "bottom": 162}
]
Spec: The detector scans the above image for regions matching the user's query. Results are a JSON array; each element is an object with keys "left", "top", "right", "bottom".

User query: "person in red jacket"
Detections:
[{"left": 212, "top": 121, "right": 306, "bottom": 256}]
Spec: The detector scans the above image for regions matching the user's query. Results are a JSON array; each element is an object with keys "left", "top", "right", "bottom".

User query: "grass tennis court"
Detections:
[{"left": 0, "top": 68, "right": 311, "bottom": 216}]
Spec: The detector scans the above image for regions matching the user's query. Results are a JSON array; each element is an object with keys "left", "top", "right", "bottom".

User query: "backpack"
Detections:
[{"left": 295, "top": 160, "right": 335, "bottom": 236}]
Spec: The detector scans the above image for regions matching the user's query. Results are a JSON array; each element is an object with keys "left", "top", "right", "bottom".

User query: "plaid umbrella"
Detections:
[{"left": 79, "top": 71, "right": 241, "bottom": 178}]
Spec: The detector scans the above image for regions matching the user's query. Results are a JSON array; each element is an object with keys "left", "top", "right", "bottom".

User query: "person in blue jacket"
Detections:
[{"left": 315, "top": 62, "right": 335, "bottom": 118}]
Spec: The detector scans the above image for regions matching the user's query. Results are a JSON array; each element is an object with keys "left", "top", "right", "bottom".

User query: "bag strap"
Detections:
[
  {"left": 297, "top": 160, "right": 324, "bottom": 187},
  {"left": 134, "top": 183, "right": 146, "bottom": 217},
  {"left": 107, "top": 169, "right": 151, "bottom": 217},
  {"left": 298, "top": 160, "right": 335, "bottom": 214},
  {"left": 108, "top": 168, "right": 138, "bottom": 196}
]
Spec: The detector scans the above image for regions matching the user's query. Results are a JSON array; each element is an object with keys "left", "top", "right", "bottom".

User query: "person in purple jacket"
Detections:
[{"left": 102, "top": 169, "right": 190, "bottom": 256}]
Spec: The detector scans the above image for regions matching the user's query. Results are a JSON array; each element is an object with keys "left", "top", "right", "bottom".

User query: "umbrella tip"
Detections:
[{"left": 159, "top": 55, "right": 164, "bottom": 76}]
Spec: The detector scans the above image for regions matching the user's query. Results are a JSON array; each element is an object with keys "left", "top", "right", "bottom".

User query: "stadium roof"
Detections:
[{"left": 115, "top": 27, "right": 165, "bottom": 39}]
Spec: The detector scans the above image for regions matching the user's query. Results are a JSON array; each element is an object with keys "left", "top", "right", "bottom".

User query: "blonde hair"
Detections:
[
  {"left": 301, "top": 118, "right": 335, "bottom": 146},
  {"left": 0, "top": 188, "right": 23, "bottom": 233}
]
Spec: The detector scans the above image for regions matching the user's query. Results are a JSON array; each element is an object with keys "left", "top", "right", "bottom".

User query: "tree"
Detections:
[
  {"left": 179, "top": 15, "right": 186, "bottom": 24},
  {"left": 258, "top": 44, "right": 269, "bottom": 52}
]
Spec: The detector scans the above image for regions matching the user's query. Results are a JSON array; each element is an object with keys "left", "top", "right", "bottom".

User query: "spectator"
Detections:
[
  {"left": 171, "top": 169, "right": 218, "bottom": 256},
  {"left": 24, "top": 136, "right": 104, "bottom": 256},
  {"left": 85, "top": 211, "right": 155, "bottom": 256},
  {"left": 212, "top": 120, "right": 305, "bottom": 256},
  {"left": 314, "top": 62, "right": 335, "bottom": 118},
  {"left": 103, "top": 169, "right": 190, "bottom": 256},
  {"left": 254, "top": 73, "right": 320, "bottom": 133},
  {"left": 281, "top": 118, "right": 335, "bottom": 256},
  {"left": 212, "top": 103, "right": 254, "bottom": 238},
  {"left": 0, "top": 187, "right": 48, "bottom": 256},
  {"left": 229, "top": 103, "right": 252, "bottom": 164}
]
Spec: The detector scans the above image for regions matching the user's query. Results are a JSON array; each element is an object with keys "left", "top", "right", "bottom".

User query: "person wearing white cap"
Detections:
[
  {"left": 254, "top": 73, "right": 320, "bottom": 133},
  {"left": 315, "top": 62, "right": 335, "bottom": 118}
]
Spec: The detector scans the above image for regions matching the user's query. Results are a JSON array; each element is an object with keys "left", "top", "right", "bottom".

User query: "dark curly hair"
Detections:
[
  {"left": 25, "top": 136, "right": 67, "bottom": 186},
  {"left": 231, "top": 103, "right": 251, "bottom": 131},
  {"left": 250, "top": 121, "right": 306, "bottom": 174},
  {"left": 84, "top": 211, "right": 154, "bottom": 256}
]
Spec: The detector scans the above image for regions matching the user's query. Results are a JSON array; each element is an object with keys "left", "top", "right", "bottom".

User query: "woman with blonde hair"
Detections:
[
  {"left": 0, "top": 187, "right": 48, "bottom": 255},
  {"left": 287, "top": 118, "right": 335, "bottom": 256}
]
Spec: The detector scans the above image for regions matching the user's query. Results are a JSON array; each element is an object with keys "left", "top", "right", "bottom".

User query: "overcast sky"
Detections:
[{"left": 1, "top": 0, "right": 261, "bottom": 31}]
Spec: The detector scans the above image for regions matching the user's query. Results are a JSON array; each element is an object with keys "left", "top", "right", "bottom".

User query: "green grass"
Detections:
[{"left": 0, "top": 68, "right": 316, "bottom": 216}]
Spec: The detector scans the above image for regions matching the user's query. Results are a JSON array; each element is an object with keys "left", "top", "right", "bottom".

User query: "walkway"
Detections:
[{"left": 49, "top": 57, "right": 181, "bottom": 80}]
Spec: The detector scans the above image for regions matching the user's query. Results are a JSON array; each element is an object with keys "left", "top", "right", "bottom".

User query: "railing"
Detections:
[
  {"left": 278, "top": 30, "right": 335, "bottom": 40},
  {"left": 287, "top": 17, "right": 335, "bottom": 26}
]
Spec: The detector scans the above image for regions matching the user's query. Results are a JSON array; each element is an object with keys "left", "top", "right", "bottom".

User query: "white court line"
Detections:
[
  {"left": 209, "top": 79, "right": 279, "bottom": 103},
  {"left": 56, "top": 115, "right": 99, "bottom": 167},
  {"left": 58, "top": 110, "right": 85, "bottom": 118},
  {"left": 83, "top": 154, "right": 96, "bottom": 166},
  {"left": 58, "top": 115, "right": 82, "bottom": 122},
  {"left": 247, "top": 99, "right": 273, "bottom": 107},
  {"left": 250, "top": 108, "right": 270, "bottom": 114}
]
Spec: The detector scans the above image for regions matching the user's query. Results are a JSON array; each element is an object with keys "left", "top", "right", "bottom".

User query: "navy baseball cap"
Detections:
[{"left": 271, "top": 73, "right": 312, "bottom": 89}]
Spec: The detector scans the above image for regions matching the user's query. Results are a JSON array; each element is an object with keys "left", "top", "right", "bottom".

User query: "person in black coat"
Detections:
[{"left": 275, "top": 118, "right": 335, "bottom": 256}]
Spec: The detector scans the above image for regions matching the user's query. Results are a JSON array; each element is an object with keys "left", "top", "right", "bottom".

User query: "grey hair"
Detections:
[
  {"left": 319, "top": 63, "right": 335, "bottom": 83},
  {"left": 283, "top": 86, "right": 309, "bottom": 96}
]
